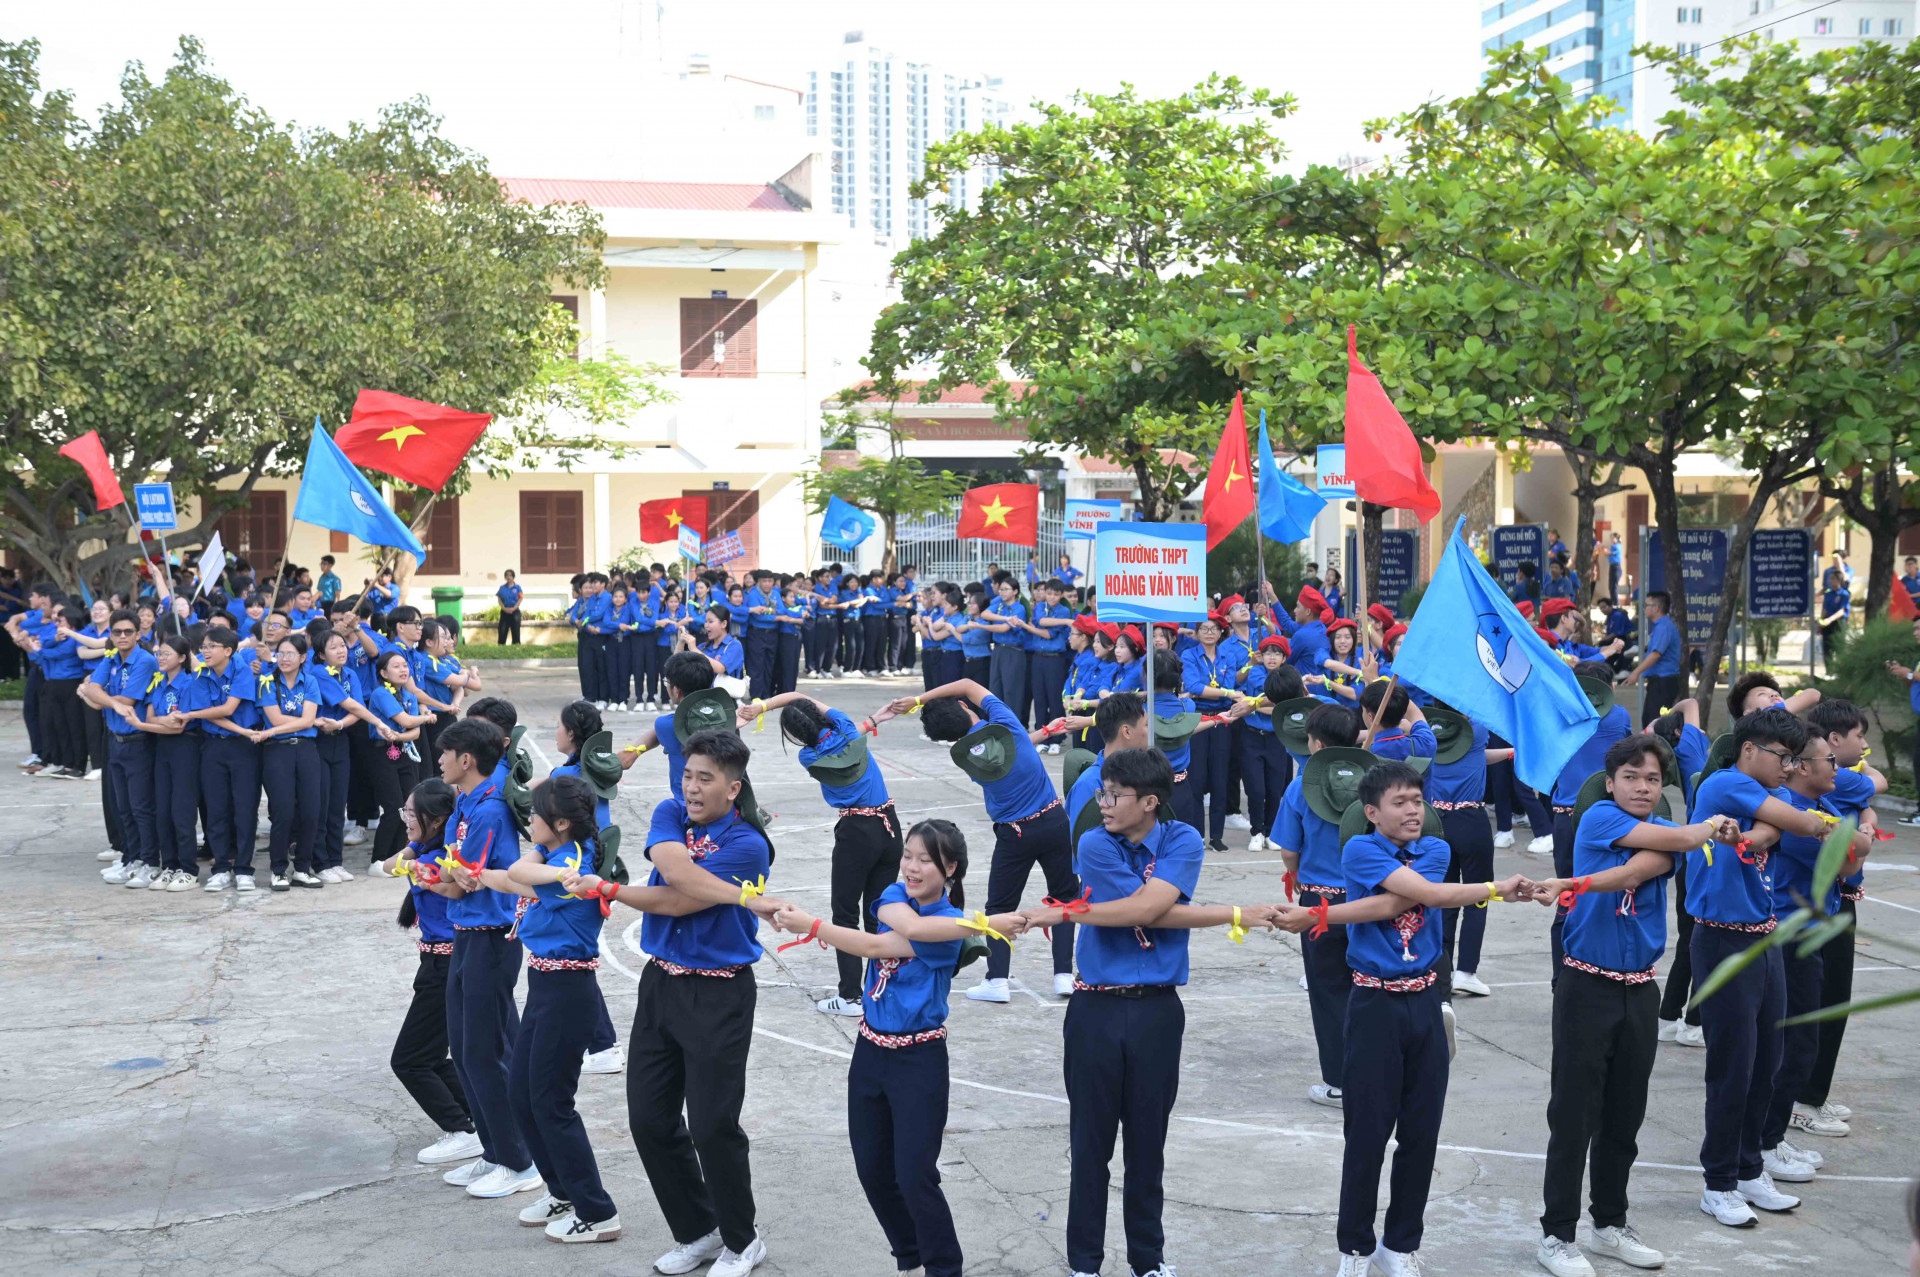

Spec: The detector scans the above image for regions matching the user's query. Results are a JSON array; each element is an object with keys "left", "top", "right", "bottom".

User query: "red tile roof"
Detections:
[
  {"left": 846, "top": 380, "right": 1031, "bottom": 405},
  {"left": 501, "top": 177, "right": 797, "bottom": 212}
]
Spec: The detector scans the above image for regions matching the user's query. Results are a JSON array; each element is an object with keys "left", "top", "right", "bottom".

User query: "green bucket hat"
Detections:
[
  {"left": 1702, "top": 732, "right": 1738, "bottom": 781},
  {"left": 1571, "top": 770, "right": 1673, "bottom": 825},
  {"left": 1272, "top": 696, "right": 1322, "bottom": 756},
  {"left": 1577, "top": 674, "right": 1616, "bottom": 718},
  {"left": 734, "top": 775, "right": 775, "bottom": 863},
  {"left": 580, "top": 730, "right": 623, "bottom": 802},
  {"left": 1153, "top": 711, "right": 1203, "bottom": 755},
  {"left": 956, "top": 934, "right": 991, "bottom": 971},
  {"left": 597, "top": 825, "right": 630, "bottom": 885},
  {"left": 1336, "top": 797, "right": 1444, "bottom": 846},
  {"left": 804, "top": 732, "right": 872, "bottom": 790},
  {"left": 1302, "top": 746, "right": 1380, "bottom": 825},
  {"left": 508, "top": 724, "right": 535, "bottom": 784},
  {"left": 1062, "top": 747, "right": 1099, "bottom": 800},
  {"left": 674, "top": 687, "right": 739, "bottom": 746},
  {"left": 1426, "top": 705, "right": 1474, "bottom": 767},
  {"left": 952, "top": 724, "right": 1020, "bottom": 784}
]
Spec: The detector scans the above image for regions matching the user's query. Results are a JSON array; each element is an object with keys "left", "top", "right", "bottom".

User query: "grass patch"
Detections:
[
  {"left": 0, "top": 678, "right": 20, "bottom": 702},
  {"left": 451, "top": 642, "right": 576, "bottom": 661}
]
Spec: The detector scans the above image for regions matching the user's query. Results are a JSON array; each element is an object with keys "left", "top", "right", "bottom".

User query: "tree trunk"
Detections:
[
  {"left": 1130, "top": 454, "right": 1161, "bottom": 523},
  {"left": 882, "top": 512, "right": 899, "bottom": 575},
  {"left": 1827, "top": 467, "right": 1919, "bottom": 622},
  {"left": 1644, "top": 457, "right": 1691, "bottom": 700},
  {"left": 1359, "top": 501, "right": 1384, "bottom": 612},
  {"left": 1564, "top": 454, "right": 1629, "bottom": 613}
]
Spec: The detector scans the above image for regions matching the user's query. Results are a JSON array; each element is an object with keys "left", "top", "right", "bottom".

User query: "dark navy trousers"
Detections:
[
  {"left": 1300, "top": 888, "right": 1352, "bottom": 1089},
  {"left": 1761, "top": 943, "right": 1824, "bottom": 1152},
  {"left": 1692, "top": 925, "right": 1784, "bottom": 1191},
  {"left": 151, "top": 733, "right": 201, "bottom": 873},
  {"left": 447, "top": 928, "right": 529, "bottom": 1172},
  {"left": 1338, "top": 980, "right": 1449, "bottom": 1257},
  {"left": 511, "top": 969, "right": 617, "bottom": 1224},
  {"left": 848, "top": 1034, "right": 962, "bottom": 1277},
  {"left": 105, "top": 732, "right": 156, "bottom": 867},
  {"left": 200, "top": 733, "right": 259, "bottom": 875}
]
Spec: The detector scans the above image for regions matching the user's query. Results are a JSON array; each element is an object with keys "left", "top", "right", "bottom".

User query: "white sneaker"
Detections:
[
  {"left": 1656, "top": 1018, "right": 1680, "bottom": 1042},
  {"left": 270, "top": 872, "right": 291, "bottom": 892},
  {"left": 466, "top": 1162, "right": 543, "bottom": 1198},
  {"left": 342, "top": 825, "right": 368, "bottom": 846},
  {"left": 97, "top": 847, "right": 121, "bottom": 862},
  {"left": 204, "top": 871, "right": 233, "bottom": 892},
  {"left": 333, "top": 865, "right": 356, "bottom": 881},
  {"left": 166, "top": 869, "right": 197, "bottom": 892},
  {"left": 1535, "top": 1235, "right": 1596, "bottom": 1277},
  {"left": 1737, "top": 1171, "right": 1801, "bottom": 1211},
  {"left": 148, "top": 867, "right": 174, "bottom": 890},
  {"left": 581, "top": 1045, "right": 626, "bottom": 1074},
  {"left": 1789, "top": 1101, "right": 1849, "bottom": 1137},
  {"left": 595, "top": 701, "right": 609, "bottom": 711},
  {"left": 518, "top": 1192, "right": 574, "bottom": 1226},
  {"left": 1441, "top": 1001, "right": 1457, "bottom": 1060},
  {"left": 655, "top": 1230, "right": 725, "bottom": 1274},
  {"left": 1298, "top": 973, "right": 1310, "bottom": 991},
  {"left": 964, "top": 977, "right": 1010, "bottom": 1003},
  {"left": 1819, "top": 1100, "right": 1852, "bottom": 1121},
  {"left": 1225, "top": 813, "right": 1252, "bottom": 831},
  {"left": 235, "top": 874, "right": 256, "bottom": 892},
  {"left": 1675, "top": 1023, "right": 1705, "bottom": 1048},
  {"left": 1248, "top": 833, "right": 1270, "bottom": 852},
  {"left": 1776, "top": 1137, "right": 1823, "bottom": 1168},
  {"left": 1700, "top": 1187, "right": 1758, "bottom": 1227},
  {"left": 1588, "top": 1223, "right": 1664, "bottom": 1269},
  {"left": 1337, "top": 1256, "right": 1371, "bottom": 1277},
  {"left": 1053, "top": 971, "right": 1076, "bottom": 997},
  {"left": 1761, "top": 1147, "right": 1814, "bottom": 1183},
  {"left": 549, "top": 1211, "right": 621, "bottom": 1243},
  {"left": 125, "top": 864, "right": 154, "bottom": 889},
  {"left": 710, "top": 1235, "right": 766, "bottom": 1277},
  {"left": 1371, "top": 1244, "right": 1424, "bottom": 1276},
  {"left": 19, "top": 752, "right": 39, "bottom": 767},
  {"left": 442, "top": 1157, "right": 495, "bottom": 1187},
  {"left": 815, "top": 995, "right": 863, "bottom": 1018},
  {"left": 1451, "top": 970, "right": 1491, "bottom": 997},
  {"left": 1526, "top": 834, "right": 1555, "bottom": 855},
  {"left": 417, "top": 1130, "right": 484, "bottom": 1165},
  {"left": 1308, "top": 1084, "right": 1344, "bottom": 1109},
  {"left": 317, "top": 866, "right": 343, "bottom": 884},
  {"left": 84, "top": 767, "right": 102, "bottom": 781},
  {"left": 101, "top": 860, "right": 133, "bottom": 884},
  {"left": 1493, "top": 830, "right": 1515, "bottom": 849}
]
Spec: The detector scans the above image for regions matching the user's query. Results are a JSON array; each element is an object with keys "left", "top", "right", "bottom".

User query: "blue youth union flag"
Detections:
[
  {"left": 1257, "top": 410, "right": 1326, "bottom": 544},
  {"left": 1392, "top": 517, "right": 1597, "bottom": 793},
  {"left": 820, "top": 495, "right": 874, "bottom": 549},
  {"left": 291, "top": 416, "right": 427, "bottom": 564}
]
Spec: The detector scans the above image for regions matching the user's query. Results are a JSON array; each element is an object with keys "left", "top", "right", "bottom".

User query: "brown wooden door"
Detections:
[
  {"left": 520, "top": 491, "right": 584, "bottom": 575},
  {"left": 679, "top": 299, "right": 759, "bottom": 378},
  {"left": 402, "top": 496, "right": 461, "bottom": 576},
  {"left": 691, "top": 488, "right": 759, "bottom": 569},
  {"left": 216, "top": 490, "right": 287, "bottom": 565}
]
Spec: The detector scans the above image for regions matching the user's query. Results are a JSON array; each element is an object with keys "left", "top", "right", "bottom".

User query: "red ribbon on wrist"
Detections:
[
  {"left": 1308, "top": 900, "right": 1330, "bottom": 940},
  {"left": 1556, "top": 875, "right": 1593, "bottom": 911},
  {"left": 1872, "top": 827, "right": 1894, "bottom": 841},
  {"left": 1041, "top": 717, "right": 1068, "bottom": 736},
  {"left": 595, "top": 879, "right": 620, "bottom": 918},
  {"left": 1734, "top": 838, "right": 1757, "bottom": 865},
  {"left": 1038, "top": 886, "right": 1093, "bottom": 938},
  {"left": 776, "top": 919, "right": 827, "bottom": 952},
  {"left": 1283, "top": 869, "right": 1298, "bottom": 904}
]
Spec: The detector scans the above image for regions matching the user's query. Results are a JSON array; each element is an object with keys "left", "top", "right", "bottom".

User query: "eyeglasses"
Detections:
[
  {"left": 1754, "top": 745, "right": 1802, "bottom": 770},
  {"left": 1094, "top": 788, "right": 1139, "bottom": 808},
  {"left": 110, "top": 627, "right": 138, "bottom": 636}
]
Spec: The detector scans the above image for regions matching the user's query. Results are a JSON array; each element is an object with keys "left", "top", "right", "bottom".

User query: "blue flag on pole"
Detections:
[
  {"left": 1257, "top": 410, "right": 1326, "bottom": 544},
  {"left": 820, "top": 494, "right": 876, "bottom": 550},
  {"left": 1391, "top": 517, "right": 1598, "bottom": 793},
  {"left": 291, "top": 417, "right": 427, "bottom": 565}
]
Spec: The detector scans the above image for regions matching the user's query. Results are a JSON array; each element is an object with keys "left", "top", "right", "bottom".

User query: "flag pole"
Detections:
[{"left": 1252, "top": 408, "right": 1270, "bottom": 631}]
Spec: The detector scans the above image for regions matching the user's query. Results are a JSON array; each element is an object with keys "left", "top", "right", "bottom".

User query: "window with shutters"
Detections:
[
  {"left": 679, "top": 298, "right": 758, "bottom": 378},
  {"left": 690, "top": 487, "right": 760, "bottom": 569},
  {"left": 403, "top": 496, "right": 461, "bottom": 576},
  {"left": 216, "top": 490, "right": 287, "bottom": 564},
  {"left": 519, "top": 491, "right": 584, "bottom": 575}
]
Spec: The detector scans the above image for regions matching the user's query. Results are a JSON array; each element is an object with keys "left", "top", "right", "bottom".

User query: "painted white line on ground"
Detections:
[
  {"left": 1864, "top": 895, "right": 1920, "bottom": 916},
  {"left": 524, "top": 734, "right": 555, "bottom": 773}
]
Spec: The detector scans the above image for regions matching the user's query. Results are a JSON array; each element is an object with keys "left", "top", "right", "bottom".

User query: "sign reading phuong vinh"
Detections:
[{"left": 1063, "top": 499, "right": 1123, "bottom": 541}]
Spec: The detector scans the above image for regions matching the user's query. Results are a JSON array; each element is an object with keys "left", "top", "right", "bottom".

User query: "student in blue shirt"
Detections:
[
  {"left": 372, "top": 778, "right": 478, "bottom": 1166},
  {"left": 1542, "top": 559, "right": 1577, "bottom": 602},
  {"left": 283, "top": 584, "right": 321, "bottom": 630},
  {"left": 73, "top": 599, "right": 116, "bottom": 784},
  {"left": 855, "top": 570, "right": 891, "bottom": 678},
  {"left": 655, "top": 583, "right": 693, "bottom": 672},
  {"left": 769, "top": 820, "right": 1017, "bottom": 1277},
  {"left": 83, "top": 609, "right": 160, "bottom": 884},
  {"left": 251, "top": 633, "right": 328, "bottom": 891},
  {"left": 887, "top": 676, "right": 1078, "bottom": 1002},
  {"left": 317, "top": 555, "right": 343, "bottom": 607},
  {"left": 1277, "top": 762, "right": 1531, "bottom": 1273},
  {"left": 1542, "top": 664, "right": 1635, "bottom": 974},
  {"left": 1623, "top": 590, "right": 1683, "bottom": 725},
  {"left": 1682, "top": 708, "right": 1832, "bottom": 1224},
  {"left": 1021, "top": 748, "right": 1276, "bottom": 1277},
  {"left": 981, "top": 578, "right": 1031, "bottom": 726},
  {"left": 957, "top": 591, "right": 993, "bottom": 685},
  {"left": 1645, "top": 696, "right": 1716, "bottom": 1037},
  {"left": 364, "top": 567, "right": 399, "bottom": 613},
  {"left": 183, "top": 625, "right": 265, "bottom": 890},
  {"left": 625, "top": 580, "right": 660, "bottom": 710},
  {"left": 495, "top": 570, "right": 523, "bottom": 646},
  {"left": 604, "top": 582, "right": 637, "bottom": 713},
  {"left": 1239, "top": 640, "right": 1303, "bottom": 853},
  {"left": 365, "top": 649, "right": 437, "bottom": 866},
  {"left": 751, "top": 692, "right": 903, "bottom": 1016},
  {"left": 570, "top": 729, "right": 775, "bottom": 1274},
  {"left": 1024, "top": 579, "right": 1074, "bottom": 752},
  {"left": 29, "top": 603, "right": 91, "bottom": 778},
  {"left": 1526, "top": 735, "right": 1739, "bottom": 1273},
  {"left": 774, "top": 580, "right": 806, "bottom": 695},
  {"left": 696, "top": 605, "right": 746, "bottom": 682},
  {"left": 1054, "top": 552, "right": 1083, "bottom": 589},
  {"left": 1181, "top": 615, "right": 1251, "bottom": 849},
  {"left": 434, "top": 718, "right": 540, "bottom": 1202},
  {"left": 617, "top": 650, "right": 720, "bottom": 802},
  {"left": 1606, "top": 533, "right": 1625, "bottom": 598},
  {"left": 1321, "top": 566, "right": 1345, "bottom": 619},
  {"left": 1816, "top": 568, "right": 1851, "bottom": 676},
  {"left": 467, "top": 776, "right": 623, "bottom": 1243},
  {"left": 742, "top": 571, "right": 781, "bottom": 699},
  {"left": 307, "top": 629, "right": 379, "bottom": 880},
  {"left": 135, "top": 634, "right": 207, "bottom": 890},
  {"left": 1548, "top": 530, "right": 1569, "bottom": 563}
]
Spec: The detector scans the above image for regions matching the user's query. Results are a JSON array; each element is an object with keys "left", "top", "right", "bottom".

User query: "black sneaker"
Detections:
[{"left": 1208, "top": 838, "right": 1229, "bottom": 853}]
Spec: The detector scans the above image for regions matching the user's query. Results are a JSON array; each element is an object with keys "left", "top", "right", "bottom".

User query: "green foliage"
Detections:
[
  {"left": 802, "top": 388, "right": 970, "bottom": 572},
  {"left": 0, "top": 678, "right": 22, "bottom": 702},
  {"left": 1397, "top": 583, "right": 1426, "bottom": 618},
  {"left": 1204, "top": 524, "right": 1305, "bottom": 599},
  {"left": 444, "top": 641, "right": 575, "bottom": 660},
  {"left": 1819, "top": 617, "right": 1919, "bottom": 781}
]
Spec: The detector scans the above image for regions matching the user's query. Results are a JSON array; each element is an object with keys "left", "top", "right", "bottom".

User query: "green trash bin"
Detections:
[{"left": 430, "top": 585, "right": 465, "bottom": 644}]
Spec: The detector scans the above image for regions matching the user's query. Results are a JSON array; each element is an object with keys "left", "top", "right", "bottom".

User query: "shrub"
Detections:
[{"left": 1818, "top": 616, "right": 1918, "bottom": 785}]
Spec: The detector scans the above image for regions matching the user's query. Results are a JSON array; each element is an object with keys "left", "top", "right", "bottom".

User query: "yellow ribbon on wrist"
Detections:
[
  {"left": 624, "top": 741, "right": 652, "bottom": 755},
  {"left": 909, "top": 697, "right": 923, "bottom": 714},
  {"left": 1812, "top": 810, "right": 1842, "bottom": 825},
  {"left": 1227, "top": 905, "right": 1249, "bottom": 944},
  {"left": 737, "top": 875, "right": 768, "bottom": 908},
  {"left": 1476, "top": 881, "right": 1501, "bottom": 908},
  {"left": 957, "top": 911, "right": 1010, "bottom": 945},
  {"left": 754, "top": 701, "right": 766, "bottom": 733},
  {"left": 1701, "top": 841, "right": 1714, "bottom": 866}
]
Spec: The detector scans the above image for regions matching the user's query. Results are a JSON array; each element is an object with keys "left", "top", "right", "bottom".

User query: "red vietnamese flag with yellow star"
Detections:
[
  {"left": 334, "top": 390, "right": 493, "bottom": 493},
  {"left": 1202, "top": 392, "right": 1256, "bottom": 551},
  {"left": 956, "top": 482, "right": 1040, "bottom": 546},
  {"left": 640, "top": 496, "right": 709, "bottom": 543}
]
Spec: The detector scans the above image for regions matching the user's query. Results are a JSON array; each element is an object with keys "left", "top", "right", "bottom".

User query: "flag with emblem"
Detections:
[
  {"left": 1202, "top": 392, "right": 1256, "bottom": 551},
  {"left": 334, "top": 390, "right": 493, "bottom": 494},
  {"left": 291, "top": 418, "right": 427, "bottom": 564},
  {"left": 640, "top": 496, "right": 709, "bottom": 543},
  {"left": 956, "top": 482, "right": 1039, "bottom": 546}
]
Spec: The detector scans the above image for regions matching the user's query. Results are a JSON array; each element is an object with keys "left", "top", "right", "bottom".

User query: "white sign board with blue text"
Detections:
[{"left": 1093, "top": 522, "right": 1208, "bottom": 624}]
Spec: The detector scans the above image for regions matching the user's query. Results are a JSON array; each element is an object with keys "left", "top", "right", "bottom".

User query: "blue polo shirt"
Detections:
[
  {"left": 1564, "top": 800, "right": 1676, "bottom": 974},
  {"left": 1771, "top": 790, "right": 1843, "bottom": 918},
  {"left": 408, "top": 839, "right": 455, "bottom": 944},
  {"left": 984, "top": 596, "right": 1026, "bottom": 646},
  {"left": 417, "top": 653, "right": 463, "bottom": 710},
  {"left": 1549, "top": 705, "right": 1633, "bottom": 807},
  {"left": 1181, "top": 646, "right": 1236, "bottom": 708},
  {"left": 367, "top": 681, "right": 420, "bottom": 742},
  {"left": 861, "top": 585, "right": 892, "bottom": 619},
  {"left": 1342, "top": 831, "right": 1450, "bottom": 979},
  {"left": 148, "top": 668, "right": 206, "bottom": 730},
  {"left": 446, "top": 776, "right": 521, "bottom": 929},
  {"left": 937, "top": 609, "right": 965, "bottom": 652},
  {"left": 1672, "top": 722, "right": 1710, "bottom": 804},
  {"left": 310, "top": 663, "right": 356, "bottom": 722},
  {"left": 197, "top": 658, "right": 262, "bottom": 736},
  {"left": 747, "top": 585, "right": 780, "bottom": 630},
  {"left": 576, "top": 592, "right": 614, "bottom": 635},
  {"left": 1074, "top": 819, "right": 1206, "bottom": 987},
  {"left": 365, "top": 582, "right": 398, "bottom": 611},
  {"left": 642, "top": 800, "right": 770, "bottom": 970},
  {"left": 1065, "top": 650, "right": 1101, "bottom": 702},
  {"left": 259, "top": 667, "right": 322, "bottom": 738},
  {"left": 1426, "top": 718, "right": 1489, "bottom": 805},
  {"left": 1370, "top": 720, "right": 1437, "bottom": 766},
  {"left": 1066, "top": 753, "right": 1105, "bottom": 835},
  {"left": 1822, "top": 585, "right": 1850, "bottom": 623},
  {"left": 1276, "top": 774, "right": 1345, "bottom": 890},
  {"left": 966, "top": 693, "right": 1057, "bottom": 822},
  {"left": 700, "top": 635, "right": 745, "bottom": 677},
  {"left": 90, "top": 647, "right": 159, "bottom": 736},
  {"left": 1685, "top": 768, "right": 1779, "bottom": 926},
  {"left": 959, "top": 616, "right": 991, "bottom": 659},
  {"left": 1109, "top": 660, "right": 1144, "bottom": 695},
  {"left": 1284, "top": 619, "right": 1330, "bottom": 677},
  {"left": 1543, "top": 574, "right": 1577, "bottom": 601},
  {"left": 1027, "top": 601, "right": 1071, "bottom": 654},
  {"left": 1826, "top": 768, "right": 1877, "bottom": 896},
  {"left": 318, "top": 570, "right": 342, "bottom": 603},
  {"left": 800, "top": 709, "right": 890, "bottom": 809},
  {"left": 1644, "top": 616, "right": 1681, "bottom": 678},
  {"left": 1242, "top": 664, "right": 1285, "bottom": 730},
  {"left": 516, "top": 839, "right": 604, "bottom": 962},
  {"left": 652, "top": 710, "right": 689, "bottom": 800},
  {"left": 285, "top": 606, "right": 320, "bottom": 629},
  {"left": 496, "top": 582, "right": 522, "bottom": 609},
  {"left": 863, "top": 883, "right": 963, "bottom": 1035}
]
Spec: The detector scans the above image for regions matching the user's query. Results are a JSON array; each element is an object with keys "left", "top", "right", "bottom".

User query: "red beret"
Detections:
[
  {"left": 1368, "top": 603, "right": 1396, "bottom": 629},
  {"left": 1258, "top": 634, "right": 1292, "bottom": 654},
  {"left": 1072, "top": 614, "right": 1102, "bottom": 637},
  {"left": 1541, "top": 597, "right": 1576, "bottom": 619},
  {"left": 1326, "top": 617, "right": 1358, "bottom": 636},
  {"left": 1121, "top": 624, "right": 1144, "bottom": 649},
  {"left": 1299, "top": 585, "right": 1328, "bottom": 614},
  {"left": 1384, "top": 623, "right": 1408, "bottom": 646},
  {"left": 1515, "top": 599, "right": 1535, "bottom": 620}
]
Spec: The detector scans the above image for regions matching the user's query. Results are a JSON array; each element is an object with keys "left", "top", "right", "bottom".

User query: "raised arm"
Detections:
[{"left": 1753, "top": 796, "right": 1835, "bottom": 839}]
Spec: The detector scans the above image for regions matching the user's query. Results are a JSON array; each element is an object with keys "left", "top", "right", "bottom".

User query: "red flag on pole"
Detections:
[
  {"left": 640, "top": 496, "right": 709, "bottom": 543},
  {"left": 957, "top": 483, "right": 1040, "bottom": 545},
  {"left": 1202, "top": 392, "right": 1257, "bottom": 551},
  {"left": 58, "top": 431, "right": 127, "bottom": 511},
  {"left": 1891, "top": 581, "right": 1919, "bottom": 621},
  {"left": 1343, "top": 326, "right": 1440, "bottom": 522},
  {"left": 335, "top": 390, "right": 493, "bottom": 493}
]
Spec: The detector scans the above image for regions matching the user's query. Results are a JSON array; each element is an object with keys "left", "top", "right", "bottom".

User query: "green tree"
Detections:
[
  {"left": 803, "top": 385, "right": 970, "bottom": 573},
  {"left": 0, "top": 39, "right": 658, "bottom": 592}
]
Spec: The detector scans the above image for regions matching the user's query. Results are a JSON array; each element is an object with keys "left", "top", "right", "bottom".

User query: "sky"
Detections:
[{"left": 7, "top": 0, "right": 1485, "bottom": 179}]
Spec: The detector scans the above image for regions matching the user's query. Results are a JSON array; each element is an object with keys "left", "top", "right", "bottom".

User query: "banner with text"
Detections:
[
  {"left": 1344, "top": 528, "right": 1421, "bottom": 617},
  {"left": 1745, "top": 527, "right": 1813, "bottom": 620},
  {"left": 1643, "top": 527, "right": 1729, "bottom": 646},
  {"left": 1063, "top": 498, "right": 1124, "bottom": 541},
  {"left": 707, "top": 530, "right": 747, "bottom": 566},
  {"left": 1314, "top": 445, "right": 1355, "bottom": 498},
  {"left": 1489, "top": 524, "right": 1546, "bottom": 596},
  {"left": 1093, "top": 522, "right": 1209, "bottom": 624}
]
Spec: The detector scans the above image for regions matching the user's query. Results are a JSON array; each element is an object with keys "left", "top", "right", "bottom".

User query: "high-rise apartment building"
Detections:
[
  {"left": 1479, "top": 0, "right": 1915, "bottom": 133},
  {"left": 806, "top": 32, "right": 1012, "bottom": 247}
]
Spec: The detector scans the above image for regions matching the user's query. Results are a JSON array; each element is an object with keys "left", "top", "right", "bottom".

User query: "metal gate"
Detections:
[{"left": 893, "top": 508, "right": 1066, "bottom": 585}]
